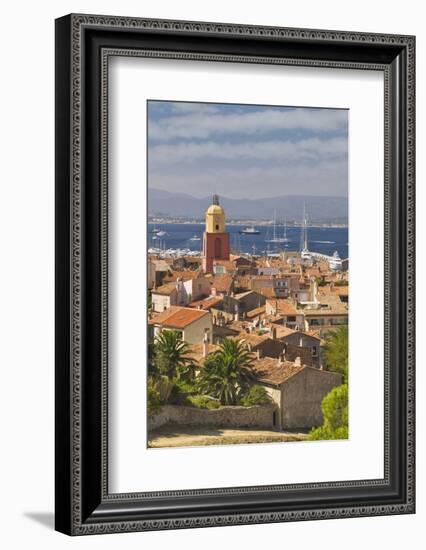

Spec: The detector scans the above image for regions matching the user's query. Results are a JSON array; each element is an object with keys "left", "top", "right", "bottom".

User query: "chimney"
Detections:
[
  {"left": 272, "top": 327, "right": 277, "bottom": 340},
  {"left": 202, "top": 329, "right": 209, "bottom": 358},
  {"left": 294, "top": 356, "right": 301, "bottom": 366},
  {"left": 256, "top": 348, "right": 262, "bottom": 360}
]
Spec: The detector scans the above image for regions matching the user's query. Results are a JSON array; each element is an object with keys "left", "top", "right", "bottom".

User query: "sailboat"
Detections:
[
  {"left": 282, "top": 217, "right": 290, "bottom": 244},
  {"left": 265, "top": 210, "right": 288, "bottom": 243},
  {"left": 300, "top": 204, "right": 312, "bottom": 261}
]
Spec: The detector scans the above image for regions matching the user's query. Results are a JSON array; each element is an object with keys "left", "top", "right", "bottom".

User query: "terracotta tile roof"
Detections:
[
  {"left": 151, "top": 282, "right": 177, "bottom": 296},
  {"left": 232, "top": 332, "right": 271, "bottom": 347},
  {"left": 148, "top": 306, "right": 209, "bottom": 329},
  {"left": 246, "top": 306, "right": 266, "bottom": 319},
  {"left": 227, "top": 320, "right": 255, "bottom": 333},
  {"left": 209, "top": 274, "right": 233, "bottom": 293},
  {"left": 332, "top": 286, "right": 349, "bottom": 296},
  {"left": 265, "top": 322, "right": 321, "bottom": 341},
  {"left": 303, "top": 295, "right": 348, "bottom": 316},
  {"left": 266, "top": 299, "right": 298, "bottom": 316},
  {"left": 258, "top": 287, "right": 276, "bottom": 299},
  {"left": 164, "top": 269, "right": 202, "bottom": 282},
  {"left": 188, "top": 296, "right": 223, "bottom": 310},
  {"left": 234, "top": 290, "right": 260, "bottom": 300},
  {"left": 230, "top": 255, "right": 254, "bottom": 265},
  {"left": 188, "top": 343, "right": 220, "bottom": 364},
  {"left": 272, "top": 326, "right": 297, "bottom": 338},
  {"left": 151, "top": 259, "right": 171, "bottom": 272},
  {"left": 250, "top": 357, "right": 306, "bottom": 385}
]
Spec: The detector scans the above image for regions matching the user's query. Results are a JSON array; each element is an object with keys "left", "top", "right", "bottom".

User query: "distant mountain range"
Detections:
[{"left": 148, "top": 189, "right": 348, "bottom": 223}]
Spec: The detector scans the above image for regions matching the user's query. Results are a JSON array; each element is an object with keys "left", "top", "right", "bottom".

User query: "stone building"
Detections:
[
  {"left": 251, "top": 357, "right": 342, "bottom": 430},
  {"left": 222, "top": 290, "right": 266, "bottom": 320}
]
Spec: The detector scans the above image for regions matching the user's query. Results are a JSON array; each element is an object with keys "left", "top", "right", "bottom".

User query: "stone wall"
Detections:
[{"left": 148, "top": 404, "right": 276, "bottom": 431}]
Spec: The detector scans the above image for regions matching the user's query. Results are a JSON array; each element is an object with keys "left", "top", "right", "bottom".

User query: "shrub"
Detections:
[
  {"left": 239, "top": 385, "right": 272, "bottom": 406},
  {"left": 147, "top": 377, "right": 162, "bottom": 416},
  {"left": 186, "top": 395, "right": 221, "bottom": 409},
  {"left": 174, "top": 377, "right": 198, "bottom": 395},
  {"left": 308, "top": 384, "right": 348, "bottom": 440},
  {"left": 323, "top": 326, "right": 348, "bottom": 384}
]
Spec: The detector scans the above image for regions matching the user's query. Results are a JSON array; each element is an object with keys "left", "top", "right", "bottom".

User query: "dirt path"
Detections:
[{"left": 148, "top": 426, "right": 308, "bottom": 448}]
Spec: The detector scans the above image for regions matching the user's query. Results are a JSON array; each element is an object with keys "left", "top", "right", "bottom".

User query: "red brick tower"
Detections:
[{"left": 202, "top": 194, "right": 230, "bottom": 273}]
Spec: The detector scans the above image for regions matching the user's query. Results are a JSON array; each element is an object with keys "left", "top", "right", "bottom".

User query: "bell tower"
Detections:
[{"left": 202, "top": 195, "right": 230, "bottom": 273}]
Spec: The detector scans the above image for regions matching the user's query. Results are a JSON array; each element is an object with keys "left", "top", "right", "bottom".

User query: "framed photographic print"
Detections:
[{"left": 55, "top": 14, "right": 415, "bottom": 535}]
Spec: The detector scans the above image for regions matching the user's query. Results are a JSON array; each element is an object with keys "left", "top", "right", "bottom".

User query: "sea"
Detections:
[{"left": 148, "top": 223, "right": 348, "bottom": 259}]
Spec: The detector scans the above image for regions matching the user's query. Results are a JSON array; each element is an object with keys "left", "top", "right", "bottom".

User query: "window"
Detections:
[{"left": 215, "top": 224, "right": 219, "bottom": 230}]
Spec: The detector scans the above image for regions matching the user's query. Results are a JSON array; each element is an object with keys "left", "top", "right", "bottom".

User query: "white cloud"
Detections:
[
  {"left": 168, "top": 102, "right": 221, "bottom": 115},
  {"left": 149, "top": 108, "right": 347, "bottom": 141},
  {"left": 148, "top": 137, "right": 347, "bottom": 164}
]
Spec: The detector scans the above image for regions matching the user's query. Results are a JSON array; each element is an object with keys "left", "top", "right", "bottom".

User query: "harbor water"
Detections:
[{"left": 149, "top": 223, "right": 348, "bottom": 259}]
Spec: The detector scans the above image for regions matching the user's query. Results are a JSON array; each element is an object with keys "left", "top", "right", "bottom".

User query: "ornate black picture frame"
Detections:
[{"left": 55, "top": 14, "right": 415, "bottom": 535}]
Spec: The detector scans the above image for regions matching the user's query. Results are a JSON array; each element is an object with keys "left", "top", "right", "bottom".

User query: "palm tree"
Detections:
[
  {"left": 153, "top": 329, "right": 194, "bottom": 382},
  {"left": 323, "top": 326, "right": 348, "bottom": 383},
  {"left": 198, "top": 339, "right": 254, "bottom": 405}
]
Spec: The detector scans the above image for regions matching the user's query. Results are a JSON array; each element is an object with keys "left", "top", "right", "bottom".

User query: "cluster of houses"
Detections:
[{"left": 148, "top": 252, "right": 348, "bottom": 430}]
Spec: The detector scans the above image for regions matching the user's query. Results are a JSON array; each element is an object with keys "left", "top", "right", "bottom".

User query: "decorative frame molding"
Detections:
[{"left": 55, "top": 14, "right": 415, "bottom": 535}]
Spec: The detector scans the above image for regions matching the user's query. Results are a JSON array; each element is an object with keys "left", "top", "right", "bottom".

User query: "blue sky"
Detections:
[{"left": 147, "top": 100, "right": 348, "bottom": 200}]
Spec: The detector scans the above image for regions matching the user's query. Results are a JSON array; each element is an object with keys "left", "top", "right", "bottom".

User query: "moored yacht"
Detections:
[{"left": 239, "top": 224, "right": 260, "bottom": 235}]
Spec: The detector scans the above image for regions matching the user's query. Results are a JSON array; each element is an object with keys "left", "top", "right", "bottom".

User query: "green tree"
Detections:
[
  {"left": 198, "top": 339, "right": 254, "bottom": 405},
  {"left": 153, "top": 330, "right": 194, "bottom": 382},
  {"left": 239, "top": 385, "right": 272, "bottom": 406},
  {"left": 323, "top": 326, "right": 348, "bottom": 383},
  {"left": 147, "top": 376, "right": 162, "bottom": 416},
  {"left": 308, "top": 384, "right": 348, "bottom": 440}
]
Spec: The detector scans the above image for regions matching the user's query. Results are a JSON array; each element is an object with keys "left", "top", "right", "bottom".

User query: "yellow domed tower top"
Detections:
[{"left": 205, "top": 194, "right": 226, "bottom": 233}]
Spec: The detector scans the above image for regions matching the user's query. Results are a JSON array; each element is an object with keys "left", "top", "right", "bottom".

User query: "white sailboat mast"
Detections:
[
  {"left": 300, "top": 203, "right": 309, "bottom": 252},
  {"left": 303, "top": 205, "right": 308, "bottom": 251},
  {"left": 273, "top": 209, "right": 277, "bottom": 241}
]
